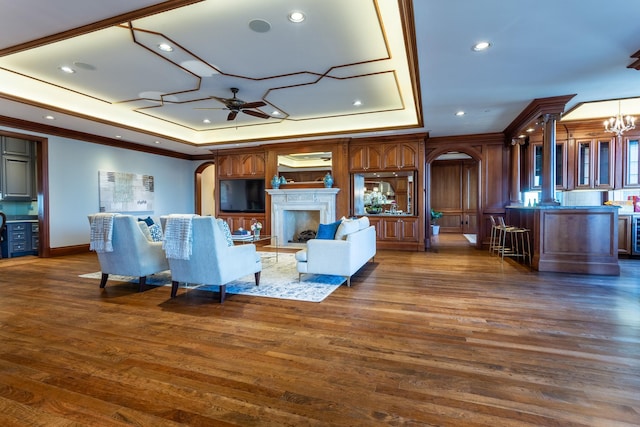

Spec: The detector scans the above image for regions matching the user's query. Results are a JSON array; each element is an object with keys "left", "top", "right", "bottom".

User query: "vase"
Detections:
[
  {"left": 271, "top": 174, "right": 281, "bottom": 189},
  {"left": 323, "top": 172, "right": 334, "bottom": 188},
  {"left": 254, "top": 231, "right": 260, "bottom": 239},
  {"left": 280, "top": 176, "right": 287, "bottom": 185}
]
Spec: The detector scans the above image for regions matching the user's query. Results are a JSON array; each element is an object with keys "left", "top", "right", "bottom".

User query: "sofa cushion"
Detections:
[
  {"left": 335, "top": 218, "right": 360, "bottom": 240},
  {"left": 295, "top": 249, "right": 307, "bottom": 262},
  {"left": 316, "top": 220, "right": 341, "bottom": 239},
  {"left": 357, "top": 216, "right": 370, "bottom": 230},
  {"left": 137, "top": 221, "right": 153, "bottom": 241}
]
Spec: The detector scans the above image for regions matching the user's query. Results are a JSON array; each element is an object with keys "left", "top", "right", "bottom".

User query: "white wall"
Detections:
[{"left": 1, "top": 125, "right": 199, "bottom": 248}]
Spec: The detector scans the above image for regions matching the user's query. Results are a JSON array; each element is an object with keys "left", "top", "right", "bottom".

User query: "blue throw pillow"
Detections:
[
  {"left": 316, "top": 220, "right": 342, "bottom": 240},
  {"left": 138, "top": 216, "right": 154, "bottom": 226}
]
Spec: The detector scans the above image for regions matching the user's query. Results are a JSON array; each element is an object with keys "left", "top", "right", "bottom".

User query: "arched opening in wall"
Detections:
[
  {"left": 427, "top": 150, "right": 481, "bottom": 250},
  {"left": 195, "top": 162, "right": 215, "bottom": 216}
]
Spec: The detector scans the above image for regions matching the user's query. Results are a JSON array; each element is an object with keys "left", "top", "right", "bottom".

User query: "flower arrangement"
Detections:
[{"left": 250, "top": 221, "right": 262, "bottom": 232}]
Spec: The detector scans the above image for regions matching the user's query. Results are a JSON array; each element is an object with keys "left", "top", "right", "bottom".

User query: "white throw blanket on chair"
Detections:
[
  {"left": 89, "top": 213, "right": 117, "bottom": 253},
  {"left": 163, "top": 214, "right": 196, "bottom": 260}
]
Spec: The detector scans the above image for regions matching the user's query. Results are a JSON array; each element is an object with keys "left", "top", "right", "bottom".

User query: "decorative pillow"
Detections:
[
  {"left": 148, "top": 223, "right": 163, "bottom": 241},
  {"left": 217, "top": 219, "right": 234, "bottom": 246},
  {"left": 137, "top": 221, "right": 153, "bottom": 241},
  {"left": 335, "top": 218, "right": 360, "bottom": 240},
  {"left": 316, "top": 220, "right": 341, "bottom": 240},
  {"left": 138, "top": 216, "right": 154, "bottom": 226}
]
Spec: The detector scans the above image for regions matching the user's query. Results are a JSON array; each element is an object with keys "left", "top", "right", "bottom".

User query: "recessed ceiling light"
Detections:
[
  {"left": 353, "top": 100, "right": 363, "bottom": 106},
  {"left": 203, "top": 119, "right": 211, "bottom": 124},
  {"left": 158, "top": 43, "right": 173, "bottom": 52},
  {"left": 115, "top": 135, "right": 122, "bottom": 139},
  {"left": 288, "top": 11, "right": 305, "bottom": 23},
  {"left": 272, "top": 111, "right": 281, "bottom": 116},
  {"left": 59, "top": 66, "right": 75, "bottom": 74},
  {"left": 455, "top": 110, "right": 465, "bottom": 116},
  {"left": 249, "top": 19, "right": 271, "bottom": 33},
  {"left": 472, "top": 41, "right": 491, "bottom": 51},
  {"left": 43, "top": 115, "right": 55, "bottom": 120},
  {"left": 154, "top": 141, "right": 160, "bottom": 144}
]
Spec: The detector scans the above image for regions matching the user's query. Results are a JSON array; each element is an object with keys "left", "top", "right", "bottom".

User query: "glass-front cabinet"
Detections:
[
  {"left": 352, "top": 171, "right": 415, "bottom": 216},
  {"left": 576, "top": 138, "right": 614, "bottom": 189},
  {"left": 531, "top": 142, "right": 565, "bottom": 189},
  {"left": 624, "top": 137, "right": 640, "bottom": 187}
]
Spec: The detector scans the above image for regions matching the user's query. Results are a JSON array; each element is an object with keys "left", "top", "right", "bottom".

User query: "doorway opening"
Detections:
[{"left": 195, "top": 162, "right": 215, "bottom": 216}]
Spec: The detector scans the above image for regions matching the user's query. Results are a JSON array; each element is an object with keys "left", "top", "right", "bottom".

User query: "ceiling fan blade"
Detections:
[
  {"left": 241, "top": 101, "right": 266, "bottom": 109},
  {"left": 242, "top": 109, "right": 270, "bottom": 119},
  {"left": 227, "top": 110, "right": 238, "bottom": 121}
]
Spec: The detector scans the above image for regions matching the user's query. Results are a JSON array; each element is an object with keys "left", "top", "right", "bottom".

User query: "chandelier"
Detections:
[{"left": 604, "top": 101, "right": 636, "bottom": 136}]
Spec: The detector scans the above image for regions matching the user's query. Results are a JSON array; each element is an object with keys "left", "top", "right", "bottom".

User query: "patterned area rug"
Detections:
[{"left": 79, "top": 252, "right": 345, "bottom": 302}]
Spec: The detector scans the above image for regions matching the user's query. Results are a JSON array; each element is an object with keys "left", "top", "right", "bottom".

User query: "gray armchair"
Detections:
[
  {"left": 88, "top": 214, "right": 169, "bottom": 291},
  {"left": 164, "top": 216, "right": 261, "bottom": 303}
]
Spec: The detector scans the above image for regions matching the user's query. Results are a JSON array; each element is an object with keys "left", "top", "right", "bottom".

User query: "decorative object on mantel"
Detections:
[
  {"left": 604, "top": 100, "right": 635, "bottom": 136},
  {"left": 271, "top": 174, "right": 281, "bottom": 189},
  {"left": 323, "top": 172, "right": 334, "bottom": 188},
  {"left": 280, "top": 176, "right": 287, "bottom": 185}
]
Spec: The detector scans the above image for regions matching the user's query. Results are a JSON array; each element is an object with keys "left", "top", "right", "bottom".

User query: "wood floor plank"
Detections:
[{"left": 0, "top": 235, "right": 639, "bottom": 426}]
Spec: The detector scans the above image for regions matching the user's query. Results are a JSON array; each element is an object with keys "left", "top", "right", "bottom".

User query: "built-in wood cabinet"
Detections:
[
  {"left": 623, "top": 136, "right": 639, "bottom": 188},
  {"left": 219, "top": 214, "right": 266, "bottom": 235},
  {"left": 350, "top": 141, "right": 419, "bottom": 172},
  {"left": 349, "top": 144, "right": 382, "bottom": 171},
  {"left": 530, "top": 141, "right": 566, "bottom": 190},
  {"left": 618, "top": 214, "right": 632, "bottom": 255},
  {"left": 1, "top": 136, "right": 35, "bottom": 201},
  {"left": 217, "top": 153, "right": 265, "bottom": 177},
  {"left": 575, "top": 137, "right": 614, "bottom": 189},
  {"left": 367, "top": 216, "right": 420, "bottom": 250}
]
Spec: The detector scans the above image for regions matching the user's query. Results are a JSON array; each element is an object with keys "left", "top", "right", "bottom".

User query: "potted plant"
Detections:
[{"left": 430, "top": 209, "right": 443, "bottom": 235}]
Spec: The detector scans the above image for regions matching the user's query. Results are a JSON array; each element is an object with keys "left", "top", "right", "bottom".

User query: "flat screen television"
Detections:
[{"left": 219, "top": 178, "right": 266, "bottom": 213}]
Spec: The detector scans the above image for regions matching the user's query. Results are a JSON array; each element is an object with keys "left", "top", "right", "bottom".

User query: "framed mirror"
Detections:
[
  {"left": 277, "top": 152, "right": 332, "bottom": 183},
  {"left": 353, "top": 171, "right": 415, "bottom": 216}
]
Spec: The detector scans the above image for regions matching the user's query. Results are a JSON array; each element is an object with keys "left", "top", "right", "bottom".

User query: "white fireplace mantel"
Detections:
[{"left": 266, "top": 188, "right": 340, "bottom": 246}]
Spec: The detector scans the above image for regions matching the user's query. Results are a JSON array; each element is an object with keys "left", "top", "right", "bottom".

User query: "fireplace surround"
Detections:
[{"left": 266, "top": 188, "right": 339, "bottom": 247}]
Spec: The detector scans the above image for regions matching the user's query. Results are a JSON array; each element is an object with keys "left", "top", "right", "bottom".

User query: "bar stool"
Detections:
[
  {"left": 497, "top": 216, "right": 523, "bottom": 262},
  {"left": 489, "top": 216, "right": 504, "bottom": 256}
]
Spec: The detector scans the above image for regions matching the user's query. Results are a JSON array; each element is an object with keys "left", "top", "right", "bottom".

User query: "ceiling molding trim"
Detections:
[
  {"left": 0, "top": 0, "right": 204, "bottom": 57},
  {"left": 503, "top": 94, "right": 576, "bottom": 139},
  {"left": 0, "top": 115, "right": 191, "bottom": 160},
  {"left": 397, "top": 0, "right": 423, "bottom": 128}
]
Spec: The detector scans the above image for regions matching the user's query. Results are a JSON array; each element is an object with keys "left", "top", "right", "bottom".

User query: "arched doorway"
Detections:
[
  {"left": 194, "top": 161, "right": 215, "bottom": 216},
  {"left": 426, "top": 147, "right": 482, "bottom": 250}
]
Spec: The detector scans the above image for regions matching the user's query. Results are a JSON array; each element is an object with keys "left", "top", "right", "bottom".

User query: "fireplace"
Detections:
[{"left": 266, "top": 188, "right": 339, "bottom": 247}]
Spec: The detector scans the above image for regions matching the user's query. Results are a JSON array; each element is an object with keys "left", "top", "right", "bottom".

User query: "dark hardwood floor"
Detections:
[{"left": 1, "top": 235, "right": 639, "bottom": 426}]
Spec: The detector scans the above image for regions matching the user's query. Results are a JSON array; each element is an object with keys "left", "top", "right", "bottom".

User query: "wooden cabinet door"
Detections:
[
  {"left": 382, "top": 143, "right": 417, "bottom": 169},
  {"left": 618, "top": 215, "right": 632, "bottom": 255},
  {"left": 349, "top": 145, "right": 382, "bottom": 171},
  {"left": 594, "top": 138, "right": 614, "bottom": 188}
]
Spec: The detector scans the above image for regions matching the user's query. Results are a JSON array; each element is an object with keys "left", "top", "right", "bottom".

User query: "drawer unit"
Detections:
[{"left": 2, "top": 221, "right": 38, "bottom": 258}]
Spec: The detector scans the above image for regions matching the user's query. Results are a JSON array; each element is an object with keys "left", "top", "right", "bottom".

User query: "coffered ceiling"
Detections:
[{"left": 1, "top": 0, "right": 640, "bottom": 156}]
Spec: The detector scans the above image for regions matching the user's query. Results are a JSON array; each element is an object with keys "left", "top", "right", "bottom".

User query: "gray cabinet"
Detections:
[
  {"left": 2, "top": 221, "right": 39, "bottom": 258},
  {"left": 1, "top": 137, "right": 35, "bottom": 200}
]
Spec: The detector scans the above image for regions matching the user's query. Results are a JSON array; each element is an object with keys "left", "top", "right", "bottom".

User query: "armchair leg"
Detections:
[
  {"left": 99, "top": 273, "right": 109, "bottom": 288},
  {"left": 219, "top": 285, "right": 226, "bottom": 303},
  {"left": 138, "top": 276, "right": 147, "bottom": 292},
  {"left": 254, "top": 271, "right": 261, "bottom": 286},
  {"left": 171, "top": 281, "right": 180, "bottom": 298}
]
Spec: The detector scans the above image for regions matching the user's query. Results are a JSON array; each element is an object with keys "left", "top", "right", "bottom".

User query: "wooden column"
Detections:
[
  {"left": 540, "top": 113, "right": 560, "bottom": 206},
  {"left": 509, "top": 139, "right": 523, "bottom": 205}
]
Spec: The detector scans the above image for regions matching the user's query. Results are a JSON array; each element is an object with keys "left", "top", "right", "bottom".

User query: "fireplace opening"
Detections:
[
  {"left": 295, "top": 230, "right": 317, "bottom": 243},
  {"left": 283, "top": 210, "right": 320, "bottom": 244}
]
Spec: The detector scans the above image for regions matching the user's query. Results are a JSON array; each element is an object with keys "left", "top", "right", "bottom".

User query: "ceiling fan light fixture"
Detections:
[{"left": 288, "top": 11, "right": 305, "bottom": 23}]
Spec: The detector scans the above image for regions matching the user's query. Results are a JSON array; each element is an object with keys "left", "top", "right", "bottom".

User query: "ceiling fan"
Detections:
[{"left": 212, "top": 87, "right": 270, "bottom": 121}]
